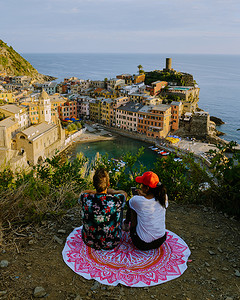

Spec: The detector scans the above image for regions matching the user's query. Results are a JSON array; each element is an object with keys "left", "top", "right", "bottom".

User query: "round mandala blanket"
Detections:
[{"left": 62, "top": 226, "right": 191, "bottom": 287}]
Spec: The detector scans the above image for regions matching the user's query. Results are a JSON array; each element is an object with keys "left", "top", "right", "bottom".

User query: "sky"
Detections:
[{"left": 1, "top": 0, "right": 240, "bottom": 54}]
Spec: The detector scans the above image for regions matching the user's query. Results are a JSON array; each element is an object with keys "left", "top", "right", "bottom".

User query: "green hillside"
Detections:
[{"left": 0, "top": 40, "right": 55, "bottom": 81}]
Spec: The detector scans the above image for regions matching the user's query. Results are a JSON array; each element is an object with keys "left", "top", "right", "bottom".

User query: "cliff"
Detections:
[{"left": 0, "top": 40, "right": 55, "bottom": 82}]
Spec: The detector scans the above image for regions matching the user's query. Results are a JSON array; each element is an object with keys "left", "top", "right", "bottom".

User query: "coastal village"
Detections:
[
  {"left": 0, "top": 58, "right": 221, "bottom": 169},
  {"left": 0, "top": 54, "right": 240, "bottom": 300}
]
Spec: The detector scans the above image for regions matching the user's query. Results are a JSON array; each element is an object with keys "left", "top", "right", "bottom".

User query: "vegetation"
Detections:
[
  {"left": 0, "top": 39, "right": 54, "bottom": 81},
  {"left": 0, "top": 142, "right": 239, "bottom": 231},
  {"left": 0, "top": 154, "right": 88, "bottom": 225},
  {"left": 145, "top": 70, "right": 185, "bottom": 86},
  {"left": 0, "top": 112, "right": 5, "bottom": 121},
  {"left": 207, "top": 141, "right": 240, "bottom": 216},
  {"left": 137, "top": 65, "right": 144, "bottom": 74},
  {"left": 66, "top": 122, "right": 83, "bottom": 132}
]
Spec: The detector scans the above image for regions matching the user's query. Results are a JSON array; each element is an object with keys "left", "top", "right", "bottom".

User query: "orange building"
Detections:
[
  {"left": 137, "top": 104, "right": 171, "bottom": 138},
  {"left": 58, "top": 101, "right": 77, "bottom": 120},
  {"left": 134, "top": 74, "right": 145, "bottom": 84},
  {"left": 146, "top": 81, "right": 168, "bottom": 96},
  {"left": 170, "top": 101, "right": 182, "bottom": 131}
]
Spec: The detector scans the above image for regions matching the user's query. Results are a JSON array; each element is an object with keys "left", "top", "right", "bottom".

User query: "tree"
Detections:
[
  {"left": 76, "top": 122, "right": 82, "bottom": 129},
  {"left": 67, "top": 124, "right": 74, "bottom": 132},
  {"left": 137, "top": 65, "right": 144, "bottom": 74}
]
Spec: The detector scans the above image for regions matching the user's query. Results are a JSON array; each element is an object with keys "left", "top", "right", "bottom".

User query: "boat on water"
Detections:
[
  {"left": 159, "top": 151, "right": 170, "bottom": 156},
  {"left": 174, "top": 157, "right": 182, "bottom": 162},
  {"left": 109, "top": 158, "right": 126, "bottom": 171}
]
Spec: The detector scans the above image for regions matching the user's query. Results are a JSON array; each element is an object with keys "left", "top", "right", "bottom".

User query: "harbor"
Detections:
[{"left": 64, "top": 123, "right": 220, "bottom": 168}]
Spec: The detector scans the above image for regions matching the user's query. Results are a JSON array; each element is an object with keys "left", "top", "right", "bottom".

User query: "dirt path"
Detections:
[{"left": 1, "top": 203, "right": 239, "bottom": 300}]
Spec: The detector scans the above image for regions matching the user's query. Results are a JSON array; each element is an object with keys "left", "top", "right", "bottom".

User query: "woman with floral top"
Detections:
[{"left": 80, "top": 168, "right": 127, "bottom": 250}]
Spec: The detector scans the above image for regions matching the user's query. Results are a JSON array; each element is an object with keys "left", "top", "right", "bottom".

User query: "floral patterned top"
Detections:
[{"left": 80, "top": 193, "right": 126, "bottom": 250}]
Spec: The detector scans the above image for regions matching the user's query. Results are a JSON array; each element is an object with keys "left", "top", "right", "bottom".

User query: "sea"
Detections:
[{"left": 22, "top": 53, "right": 240, "bottom": 144}]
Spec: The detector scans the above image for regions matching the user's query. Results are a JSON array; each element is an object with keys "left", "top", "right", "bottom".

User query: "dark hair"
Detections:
[
  {"left": 145, "top": 182, "right": 167, "bottom": 207},
  {"left": 93, "top": 168, "right": 109, "bottom": 193}
]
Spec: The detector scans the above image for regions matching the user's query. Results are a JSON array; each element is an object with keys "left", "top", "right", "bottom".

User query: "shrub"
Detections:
[
  {"left": 0, "top": 154, "right": 88, "bottom": 225},
  {"left": 93, "top": 147, "right": 146, "bottom": 195},
  {"left": 207, "top": 142, "right": 240, "bottom": 217},
  {"left": 153, "top": 152, "right": 213, "bottom": 204},
  {"left": 76, "top": 122, "right": 82, "bottom": 129}
]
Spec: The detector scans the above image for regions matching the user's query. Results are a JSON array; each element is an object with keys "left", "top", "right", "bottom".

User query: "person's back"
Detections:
[
  {"left": 124, "top": 171, "right": 167, "bottom": 251},
  {"left": 129, "top": 194, "right": 167, "bottom": 243},
  {"left": 80, "top": 168, "right": 126, "bottom": 250},
  {"left": 81, "top": 192, "right": 125, "bottom": 250}
]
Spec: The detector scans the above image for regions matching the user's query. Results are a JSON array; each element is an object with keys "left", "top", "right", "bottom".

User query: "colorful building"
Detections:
[
  {"left": 101, "top": 99, "right": 113, "bottom": 126},
  {"left": 116, "top": 101, "right": 143, "bottom": 132},
  {"left": 170, "top": 101, "right": 183, "bottom": 131},
  {"left": 146, "top": 81, "right": 168, "bottom": 96},
  {"left": 89, "top": 99, "right": 102, "bottom": 122},
  {"left": 138, "top": 104, "right": 171, "bottom": 138},
  {"left": 58, "top": 100, "right": 77, "bottom": 120},
  {"left": 0, "top": 92, "right": 14, "bottom": 103}
]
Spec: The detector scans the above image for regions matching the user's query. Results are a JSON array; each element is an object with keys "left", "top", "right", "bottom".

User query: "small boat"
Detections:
[
  {"left": 111, "top": 158, "right": 126, "bottom": 169},
  {"left": 160, "top": 151, "right": 169, "bottom": 156},
  {"left": 174, "top": 157, "right": 182, "bottom": 162}
]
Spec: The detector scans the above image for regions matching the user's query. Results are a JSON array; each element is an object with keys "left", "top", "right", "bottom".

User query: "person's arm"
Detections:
[
  {"left": 123, "top": 201, "right": 138, "bottom": 231},
  {"left": 107, "top": 188, "right": 128, "bottom": 200}
]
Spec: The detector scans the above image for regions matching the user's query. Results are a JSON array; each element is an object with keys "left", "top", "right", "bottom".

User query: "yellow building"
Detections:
[
  {"left": 28, "top": 104, "right": 39, "bottom": 124},
  {"left": 101, "top": 99, "right": 112, "bottom": 126},
  {"left": 49, "top": 94, "right": 66, "bottom": 124},
  {"left": 0, "top": 117, "right": 20, "bottom": 166},
  {"left": 21, "top": 90, "right": 62, "bottom": 125},
  {"left": 96, "top": 89, "right": 118, "bottom": 99},
  {"left": 0, "top": 92, "right": 14, "bottom": 103},
  {"left": 89, "top": 99, "right": 101, "bottom": 122},
  {"left": 14, "top": 121, "right": 65, "bottom": 165}
]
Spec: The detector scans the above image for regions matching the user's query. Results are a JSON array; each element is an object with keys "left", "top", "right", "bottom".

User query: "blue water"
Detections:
[
  {"left": 22, "top": 53, "right": 240, "bottom": 144},
  {"left": 69, "top": 136, "right": 159, "bottom": 168}
]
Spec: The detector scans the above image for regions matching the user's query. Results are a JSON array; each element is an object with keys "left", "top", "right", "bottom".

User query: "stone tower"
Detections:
[
  {"left": 39, "top": 89, "right": 52, "bottom": 124},
  {"left": 166, "top": 58, "right": 172, "bottom": 70}
]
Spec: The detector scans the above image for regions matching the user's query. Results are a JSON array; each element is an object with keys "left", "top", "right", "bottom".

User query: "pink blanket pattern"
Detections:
[{"left": 63, "top": 226, "right": 190, "bottom": 287}]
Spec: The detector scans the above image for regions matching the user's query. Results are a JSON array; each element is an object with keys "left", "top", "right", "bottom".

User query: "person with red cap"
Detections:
[{"left": 123, "top": 171, "right": 168, "bottom": 251}]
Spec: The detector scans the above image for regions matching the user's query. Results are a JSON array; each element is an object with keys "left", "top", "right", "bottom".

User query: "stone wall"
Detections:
[{"left": 177, "top": 111, "right": 215, "bottom": 140}]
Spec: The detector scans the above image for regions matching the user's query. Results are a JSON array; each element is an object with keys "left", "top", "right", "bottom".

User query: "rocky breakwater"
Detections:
[{"left": 210, "top": 116, "right": 225, "bottom": 136}]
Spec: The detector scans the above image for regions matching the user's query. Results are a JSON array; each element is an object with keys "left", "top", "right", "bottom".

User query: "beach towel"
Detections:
[{"left": 62, "top": 226, "right": 191, "bottom": 287}]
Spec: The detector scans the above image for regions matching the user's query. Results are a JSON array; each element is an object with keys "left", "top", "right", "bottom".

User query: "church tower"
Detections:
[{"left": 39, "top": 89, "right": 52, "bottom": 124}]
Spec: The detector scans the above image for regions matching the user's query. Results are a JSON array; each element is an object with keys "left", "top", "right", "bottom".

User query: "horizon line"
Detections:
[{"left": 20, "top": 52, "right": 240, "bottom": 56}]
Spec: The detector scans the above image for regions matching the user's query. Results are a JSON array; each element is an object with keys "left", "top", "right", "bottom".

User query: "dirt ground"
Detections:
[{"left": 0, "top": 203, "right": 239, "bottom": 300}]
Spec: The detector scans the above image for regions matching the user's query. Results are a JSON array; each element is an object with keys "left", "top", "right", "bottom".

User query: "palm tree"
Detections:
[{"left": 137, "top": 65, "right": 143, "bottom": 74}]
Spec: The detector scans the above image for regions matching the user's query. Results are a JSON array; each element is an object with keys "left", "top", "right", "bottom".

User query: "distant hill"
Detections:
[{"left": 0, "top": 40, "right": 55, "bottom": 82}]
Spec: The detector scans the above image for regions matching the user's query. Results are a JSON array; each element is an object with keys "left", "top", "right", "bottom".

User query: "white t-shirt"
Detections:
[{"left": 129, "top": 195, "right": 168, "bottom": 243}]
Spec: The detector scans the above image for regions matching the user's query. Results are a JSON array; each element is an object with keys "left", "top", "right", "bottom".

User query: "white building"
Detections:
[{"left": 0, "top": 104, "right": 30, "bottom": 130}]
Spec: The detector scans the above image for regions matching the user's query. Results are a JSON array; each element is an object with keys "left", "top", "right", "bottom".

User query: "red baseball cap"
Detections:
[{"left": 135, "top": 171, "right": 159, "bottom": 188}]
